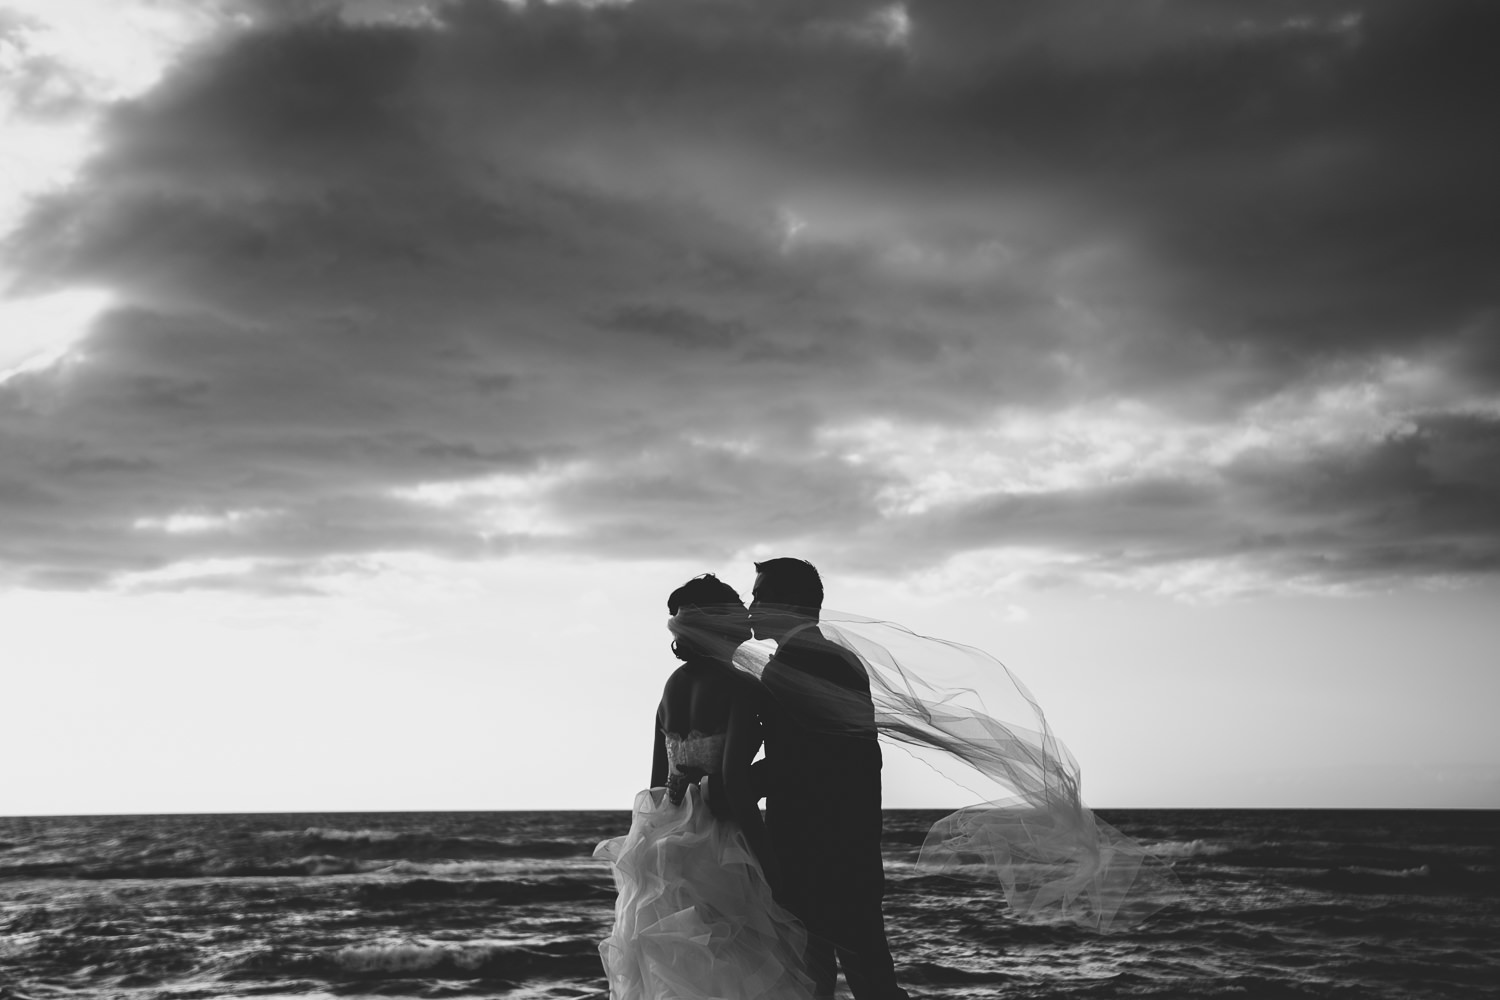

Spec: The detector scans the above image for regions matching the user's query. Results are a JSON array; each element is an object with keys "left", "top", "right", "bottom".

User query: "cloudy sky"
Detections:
[{"left": 2, "top": 0, "right": 1497, "bottom": 815}]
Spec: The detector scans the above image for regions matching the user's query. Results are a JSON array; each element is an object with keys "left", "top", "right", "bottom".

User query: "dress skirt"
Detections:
[{"left": 594, "top": 784, "right": 813, "bottom": 1000}]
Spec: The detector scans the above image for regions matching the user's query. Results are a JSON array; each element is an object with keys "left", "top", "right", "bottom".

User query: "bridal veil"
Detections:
[{"left": 670, "top": 607, "right": 1181, "bottom": 933}]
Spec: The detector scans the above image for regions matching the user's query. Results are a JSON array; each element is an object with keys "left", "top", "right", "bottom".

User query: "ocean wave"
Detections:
[
  {"left": 387, "top": 860, "right": 527, "bottom": 878},
  {"left": 1141, "top": 839, "right": 1230, "bottom": 858},
  {"left": 1297, "top": 863, "right": 1500, "bottom": 896},
  {"left": 223, "top": 937, "right": 602, "bottom": 981},
  {"left": 302, "top": 827, "right": 407, "bottom": 843},
  {"left": 336, "top": 939, "right": 535, "bottom": 973},
  {"left": 0, "top": 862, "right": 75, "bottom": 879},
  {"left": 295, "top": 855, "right": 384, "bottom": 876},
  {"left": 888, "top": 872, "right": 1002, "bottom": 896},
  {"left": 903, "top": 959, "right": 1010, "bottom": 984},
  {"left": 1349, "top": 864, "right": 1432, "bottom": 878},
  {"left": 1, "top": 853, "right": 578, "bottom": 883},
  {"left": 6, "top": 855, "right": 390, "bottom": 881},
  {"left": 295, "top": 829, "right": 590, "bottom": 861},
  {"left": 0, "top": 935, "right": 37, "bottom": 960},
  {"left": 354, "top": 876, "right": 613, "bottom": 907}
]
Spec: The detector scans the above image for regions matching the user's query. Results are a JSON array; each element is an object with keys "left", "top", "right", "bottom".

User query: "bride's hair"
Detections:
[
  {"left": 667, "top": 574, "right": 744, "bottom": 661},
  {"left": 753, "top": 557, "right": 823, "bottom": 616}
]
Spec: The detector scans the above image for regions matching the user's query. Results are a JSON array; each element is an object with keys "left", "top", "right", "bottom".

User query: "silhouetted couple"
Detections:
[{"left": 595, "top": 558, "right": 910, "bottom": 1000}]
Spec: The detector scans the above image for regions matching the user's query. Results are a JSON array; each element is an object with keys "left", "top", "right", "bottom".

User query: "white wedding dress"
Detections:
[{"left": 594, "top": 732, "right": 813, "bottom": 1000}]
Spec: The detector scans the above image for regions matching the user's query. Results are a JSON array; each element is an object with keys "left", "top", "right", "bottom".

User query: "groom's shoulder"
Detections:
[{"left": 774, "top": 630, "right": 865, "bottom": 679}]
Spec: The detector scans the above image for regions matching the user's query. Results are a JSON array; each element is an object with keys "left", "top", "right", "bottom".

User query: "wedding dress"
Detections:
[{"left": 594, "top": 732, "right": 813, "bottom": 1000}]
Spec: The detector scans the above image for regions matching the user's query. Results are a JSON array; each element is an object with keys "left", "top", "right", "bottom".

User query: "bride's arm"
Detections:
[
  {"left": 650, "top": 700, "right": 668, "bottom": 788},
  {"left": 723, "top": 686, "right": 780, "bottom": 891}
]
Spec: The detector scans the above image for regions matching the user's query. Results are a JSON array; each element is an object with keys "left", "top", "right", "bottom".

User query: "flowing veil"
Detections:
[{"left": 675, "top": 608, "right": 1181, "bottom": 933}]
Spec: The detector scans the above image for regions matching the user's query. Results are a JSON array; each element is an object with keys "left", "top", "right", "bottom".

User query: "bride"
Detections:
[{"left": 594, "top": 574, "right": 814, "bottom": 1000}]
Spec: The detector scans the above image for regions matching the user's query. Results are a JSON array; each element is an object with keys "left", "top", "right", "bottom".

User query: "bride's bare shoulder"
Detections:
[{"left": 660, "top": 659, "right": 749, "bottom": 695}]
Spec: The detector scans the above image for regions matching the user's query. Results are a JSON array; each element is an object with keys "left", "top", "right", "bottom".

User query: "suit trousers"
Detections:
[
  {"left": 798, "top": 889, "right": 909, "bottom": 1000},
  {"left": 771, "top": 790, "right": 909, "bottom": 1000}
]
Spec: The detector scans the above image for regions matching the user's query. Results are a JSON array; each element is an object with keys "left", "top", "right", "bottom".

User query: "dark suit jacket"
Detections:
[{"left": 759, "top": 627, "right": 886, "bottom": 921}]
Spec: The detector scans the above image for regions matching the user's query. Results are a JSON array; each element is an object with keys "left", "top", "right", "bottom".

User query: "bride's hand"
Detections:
[{"left": 666, "top": 765, "right": 707, "bottom": 805}]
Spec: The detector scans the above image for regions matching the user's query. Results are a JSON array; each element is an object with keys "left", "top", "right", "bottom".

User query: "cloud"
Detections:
[
  {"left": 1, "top": 0, "right": 1497, "bottom": 595},
  {"left": 883, "top": 410, "right": 1500, "bottom": 589}
]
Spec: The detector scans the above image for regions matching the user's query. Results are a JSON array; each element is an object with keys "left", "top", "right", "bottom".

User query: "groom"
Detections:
[{"left": 749, "top": 557, "right": 910, "bottom": 1000}]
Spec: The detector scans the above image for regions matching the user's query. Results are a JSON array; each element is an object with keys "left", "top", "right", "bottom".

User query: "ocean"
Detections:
[{"left": 1, "top": 809, "right": 1496, "bottom": 999}]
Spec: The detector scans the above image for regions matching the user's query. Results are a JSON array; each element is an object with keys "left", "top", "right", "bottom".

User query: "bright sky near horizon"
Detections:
[{"left": 2, "top": 0, "right": 1498, "bottom": 816}]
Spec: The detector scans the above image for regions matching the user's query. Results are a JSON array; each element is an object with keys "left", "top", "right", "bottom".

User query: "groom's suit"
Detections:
[{"left": 758, "top": 625, "right": 909, "bottom": 1000}]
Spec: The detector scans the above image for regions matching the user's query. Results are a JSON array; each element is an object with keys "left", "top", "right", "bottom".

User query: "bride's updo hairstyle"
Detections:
[{"left": 667, "top": 574, "right": 746, "bottom": 662}]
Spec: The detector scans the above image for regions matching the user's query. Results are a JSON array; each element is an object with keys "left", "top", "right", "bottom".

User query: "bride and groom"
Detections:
[
  {"left": 595, "top": 557, "right": 1180, "bottom": 1000},
  {"left": 595, "top": 557, "right": 908, "bottom": 1000}
]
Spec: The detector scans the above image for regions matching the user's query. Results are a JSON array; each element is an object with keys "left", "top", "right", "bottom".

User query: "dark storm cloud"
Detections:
[
  {"left": 598, "top": 305, "right": 751, "bottom": 351},
  {"left": 878, "top": 411, "right": 1500, "bottom": 586},
  {"left": 2, "top": 0, "right": 1497, "bottom": 593}
]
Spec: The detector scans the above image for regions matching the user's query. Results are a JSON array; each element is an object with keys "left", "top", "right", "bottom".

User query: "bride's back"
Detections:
[{"left": 659, "top": 658, "right": 758, "bottom": 741}]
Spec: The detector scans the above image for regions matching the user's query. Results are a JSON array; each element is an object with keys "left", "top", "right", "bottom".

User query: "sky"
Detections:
[{"left": 2, "top": 0, "right": 1498, "bottom": 815}]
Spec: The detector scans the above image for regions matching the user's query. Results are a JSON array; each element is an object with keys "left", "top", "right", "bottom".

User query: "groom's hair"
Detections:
[
  {"left": 667, "top": 573, "right": 742, "bottom": 616},
  {"left": 753, "top": 557, "right": 823, "bottom": 616}
]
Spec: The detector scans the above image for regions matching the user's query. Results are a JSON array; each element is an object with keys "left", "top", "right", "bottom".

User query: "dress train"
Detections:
[{"left": 595, "top": 782, "right": 813, "bottom": 1000}]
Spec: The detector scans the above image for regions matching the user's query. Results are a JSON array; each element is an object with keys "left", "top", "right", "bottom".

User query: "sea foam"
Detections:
[{"left": 1141, "top": 839, "right": 1230, "bottom": 858}]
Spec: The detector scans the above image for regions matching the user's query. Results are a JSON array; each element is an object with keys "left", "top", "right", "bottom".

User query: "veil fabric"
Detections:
[{"left": 674, "top": 609, "right": 1181, "bottom": 933}]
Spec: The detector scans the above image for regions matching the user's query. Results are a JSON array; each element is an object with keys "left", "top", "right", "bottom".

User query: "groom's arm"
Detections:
[
  {"left": 750, "top": 758, "right": 769, "bottom": 802},
  {"left": 749, "top": 666, "right": 775, "bottom": 802},
  {"left": 724, "top": 686, "right": 780, "bottom": 892}
]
